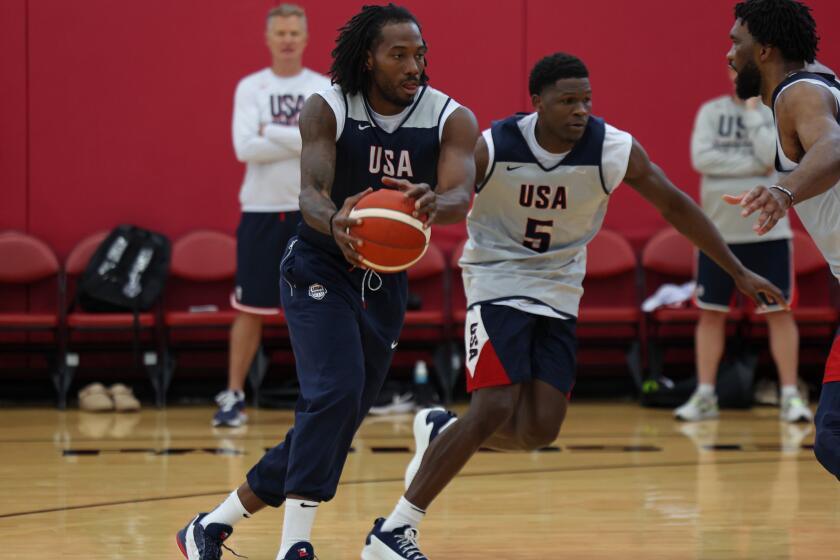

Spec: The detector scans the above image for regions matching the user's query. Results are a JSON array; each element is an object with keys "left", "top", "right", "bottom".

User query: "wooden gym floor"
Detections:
[{"left": 1, "top": 403, "right": 838, "bottom": 559}]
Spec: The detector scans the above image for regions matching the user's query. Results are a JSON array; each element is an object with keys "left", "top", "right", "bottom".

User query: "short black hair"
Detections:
[
  {"left": 528, "top": 53, "right": 589, "bottom": 96},
  {"left": 330, "top": 3, "right": 428, "bottom": 95},
  {"left": 734, "top": 0, "right": 818, "bottom": 63}
]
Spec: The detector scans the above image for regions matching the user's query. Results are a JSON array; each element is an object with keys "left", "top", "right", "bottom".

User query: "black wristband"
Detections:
[{"left": 328, "top": 211, "right": 339, "bottom": 237}]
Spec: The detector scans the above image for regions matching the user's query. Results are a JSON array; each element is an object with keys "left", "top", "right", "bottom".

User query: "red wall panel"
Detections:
[
  {"left": 14, "top": 0, "right": 840, "bottom": 258},
  {"left": 24, "top": 0, "right": 523, "bottom": 258},
  {"left": 0, "top": 0, "right": 27, "bottom": 232}
]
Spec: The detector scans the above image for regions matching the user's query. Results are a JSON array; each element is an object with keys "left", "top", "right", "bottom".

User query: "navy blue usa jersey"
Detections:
[{"left": 298, "top": 84, "right": 459, "bottom": 256}]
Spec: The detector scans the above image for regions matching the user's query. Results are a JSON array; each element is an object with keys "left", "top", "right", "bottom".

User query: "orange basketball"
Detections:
[{"left": 347, "top": 189, "right": 430, "bottom": 273}]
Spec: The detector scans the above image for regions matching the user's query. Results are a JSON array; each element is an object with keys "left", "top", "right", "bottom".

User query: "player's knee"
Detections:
[
  {"left": 467, "top": 390, "right": 518, "bottom": 438},
  {"left": 519, "top": 423, "right": 561, "bottom": 451},
  {"left": 317, "top": 387, "right": 364, "bottom": 420}
]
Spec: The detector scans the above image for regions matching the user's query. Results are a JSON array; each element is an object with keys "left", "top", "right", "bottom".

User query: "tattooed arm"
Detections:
[{"left": 298, "top": 94, "right": 368, "bottom": 266}]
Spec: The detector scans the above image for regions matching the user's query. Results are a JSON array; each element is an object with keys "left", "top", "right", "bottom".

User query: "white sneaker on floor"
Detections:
[
  {"left": 780, "top": 392, "right": 813, "bottom": 423},
  {"left": 404, "top": 407, "right": 457, "bottom": 489},
  {"left": 674, "top": 392, "right": 719, "bottom": 422}
]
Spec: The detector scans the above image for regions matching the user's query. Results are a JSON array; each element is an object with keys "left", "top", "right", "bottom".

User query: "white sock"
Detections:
[
  {"left": 201, "top": 490, "right": 251, "bottom": 528},
  {"left": 696, "top": 383, "right": 715, "bottom": 397},
  {"left": 381, "top": 496, "right": 426, "bottom": 532},
  {"left": 277, "top": 499, "right": 319, "bottom": 558},
  {"left": 781, "top": 385, "right": 800, "bottom": 399}
]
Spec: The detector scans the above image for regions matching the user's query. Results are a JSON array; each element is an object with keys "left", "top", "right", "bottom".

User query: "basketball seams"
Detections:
[
  {"left": 348, "top": 208, "right": 431, "bottom": 243},
  {"left": 359, "top": 244, "right": 429, "bottom": 272}
]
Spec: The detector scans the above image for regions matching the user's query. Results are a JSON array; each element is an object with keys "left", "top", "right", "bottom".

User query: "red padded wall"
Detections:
[
  {"left": 5, "top": 0, "right": 840, "bottom": 257},
  {"left": 0, "top": 0, "right": 28, "bottom": 232}
]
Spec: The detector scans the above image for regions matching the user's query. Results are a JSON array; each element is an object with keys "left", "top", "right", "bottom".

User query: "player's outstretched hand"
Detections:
[
  {"left": 733, "top": 268, "right": 789, "bottom": 311},
  {"left": 382, "top": 176, "right": 435, "bottom": 227},
  {"left": 722, "top": 185, "right": 790, "bottom": 235},
  {"left": 331, "top": 188, "right": 372, "bottom": 268}
]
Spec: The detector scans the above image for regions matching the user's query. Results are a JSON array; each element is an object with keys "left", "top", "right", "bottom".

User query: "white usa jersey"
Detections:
[
  {"left": 771, "top": 70, "right": 840, "bottom": 283},
  {"left": 460, "top": 112, "right": 633, "bottom": 318}
]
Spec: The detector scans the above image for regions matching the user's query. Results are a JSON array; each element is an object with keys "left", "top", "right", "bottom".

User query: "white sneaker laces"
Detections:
[
  {"left": 215, "top": 391, "right": 241, "bottom": 411},
  {"left": 395, "top": 527, "right": 425, "bottom": 559}
]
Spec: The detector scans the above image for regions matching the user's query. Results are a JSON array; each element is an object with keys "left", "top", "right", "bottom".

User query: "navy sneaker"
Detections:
[
  {"left": 404, "top": 407, "right": 457, "bottom": 488},
  {"left": 212, "top": 390, "right": 247, "bottom": 428},
  {"left": 361, "top": 517, "right": 427, "bottom": 560},
  {"left": 281, "top": 541, "right": 316, "bottom": 559},
  {"left": 175, "top": 513, "right": 234, "bottom": 560}
]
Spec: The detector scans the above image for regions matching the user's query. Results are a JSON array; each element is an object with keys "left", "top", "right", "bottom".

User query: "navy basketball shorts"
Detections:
[
  {"left": 246, "top": 237, "right": 407, "bottom": 504},
  {"left": 815, "top": 334, "right": 840, "bottom": 481},
  {"left": 232, "top": 211, "right": 301, "bottom": 314},
  {"left": 695, "top": 238, "right": 793, "bottom": 313},
  {"left": 464, "top": 303, "right": 577, "bottom": 394}
]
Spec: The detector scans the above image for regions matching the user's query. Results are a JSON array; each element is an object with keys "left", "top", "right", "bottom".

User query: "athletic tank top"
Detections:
[
  {"left": 772, "top": 71, "right": 840, "bottom": 282},
  {"left": 461, "top": 112, "right": 632, "bottom": 317},
  {"left": 298, "top": 85, "right": 457, "bottom": 257}
]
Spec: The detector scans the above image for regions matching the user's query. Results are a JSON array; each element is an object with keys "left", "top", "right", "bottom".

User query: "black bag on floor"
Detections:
[
  {"left": 77, "top": 224, "right": 171, "bottom": 313},
  {"left": 639, "top": 350, "right": 757, "bottom": 409}
]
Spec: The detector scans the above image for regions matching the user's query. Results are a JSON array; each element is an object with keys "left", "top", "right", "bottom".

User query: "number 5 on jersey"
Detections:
[{"left": 524, "top": 218, "right": 553, "bottom": 253}]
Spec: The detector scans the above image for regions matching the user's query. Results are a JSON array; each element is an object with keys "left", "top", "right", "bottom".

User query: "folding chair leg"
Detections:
[
  {"left": 625, "top": 340, "right": 644, "bottom": 396},
  {"left": 54, "top": 353, "right": 78, "bottom": 410},
  {"left": 144, "top": 351, "right": 175, "bottom": 408},
  {"left": 647, "top": 340, "right": 665, "bottom": 380},
  {"left": 247, "top": 345, "right": 270, "bottom": 407},
  {"left": 433, "top": 342, "right": 458, "bottom": 404}
]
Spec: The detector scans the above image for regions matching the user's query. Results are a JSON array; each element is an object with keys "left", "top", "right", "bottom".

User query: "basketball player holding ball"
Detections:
[{"left": 175, "top": 4, "right": 477, "bottom": 560}]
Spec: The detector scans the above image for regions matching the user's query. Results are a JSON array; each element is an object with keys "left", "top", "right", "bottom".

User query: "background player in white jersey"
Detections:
[
  {"left": 721, "top": 0, "right": 840, "bottom": 480},
  {"left": 214, "top": 4, "right": 330, "bottom": 428},
  {"left": 178, "top": 5, "right": 478, "bottom": 560},
  {"left": 674, "top": 67, "right": 809, "bottom": 423},
  {"left": 363, "top": 52, "right": 786, "bottom": 559}
]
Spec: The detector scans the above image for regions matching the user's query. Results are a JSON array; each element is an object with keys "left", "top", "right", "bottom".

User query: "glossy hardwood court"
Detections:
[{"left": 1, "top": 403, "right": 839, "bottom": 559}]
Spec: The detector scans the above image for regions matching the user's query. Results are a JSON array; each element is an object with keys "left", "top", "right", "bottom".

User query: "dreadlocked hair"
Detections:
[
  {"left": 734, "top": 0, "right": 818, "bottom": 63},
  {"left": 330, "top": 3, "right": 428, "bottom": 95}
]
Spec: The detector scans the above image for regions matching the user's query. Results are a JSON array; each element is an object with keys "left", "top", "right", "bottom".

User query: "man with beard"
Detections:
[
  {"left": 724, "top": 0, "right": 840, "bottom": 481},
  {"left": 674, "top": 67, "right": 808, "bottom": 424},
  {"left": 361, "top": 52, "right": 786, "bottom": 559},
  {"left": 176, "top": 4, "right": 478, "bottom": 559}
]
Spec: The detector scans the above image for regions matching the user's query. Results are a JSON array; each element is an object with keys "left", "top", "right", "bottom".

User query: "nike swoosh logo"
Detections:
[
  {"left": 358, "top": 124, "right": 372, "bottom": 130},
  {"left": 300, "top": 503, "right": 318, "bottom": 508},
  {"left": 506, "top": 165, "right": 523, "bottom": 171},
  {"left": 391, "top": 341, "right": 398, "bottom": 349}
]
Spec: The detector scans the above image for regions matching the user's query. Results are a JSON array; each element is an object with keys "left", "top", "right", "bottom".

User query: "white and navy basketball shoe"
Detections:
[
  {"left": 404, "top": 407, "right": 457, "bottom": 489},
  {"left": 212, "top": 390, "right": 247, "bottom": 428},
  {"left": 281, "top": 542, "right": 316, "bottom": 559},
  {"left": 361, "top": 517, "right": 427, "bottom": 560},
  {"left": 176, "top": 513, "right": 235, "bottom": 560}
]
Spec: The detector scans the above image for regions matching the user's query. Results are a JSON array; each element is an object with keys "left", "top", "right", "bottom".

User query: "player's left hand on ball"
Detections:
[
  {"left": 734, "top": 269, "right": 789, "bottom": 312},
  {"left": 381, "top": 176, "right": 436, "bottom": 227},
  {"left": 331, "top": 188, "right": 372, "bottom": 268},
  {"left": 722, "top": 185, "right": 788, "bottom": 236}
]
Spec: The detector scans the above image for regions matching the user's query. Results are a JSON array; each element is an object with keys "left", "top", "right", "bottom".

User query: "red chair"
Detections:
[
  {"left": 578, "top": 228, "right": 643, "bottom": 383},
  {"left": 400, "top": 242, "right": 455, "bottom": 401},
  {"left": 165, "top": 230, "right": 292, "bottom": 406},
  {"left": 641, "top": 228, "right": 742, "bottom": 378},
  {"left": 0, "top": 232, "right": 65, "bottom": 405},
  {"left": 64, "top": 231, "right": 166, "bottom": 406}
]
